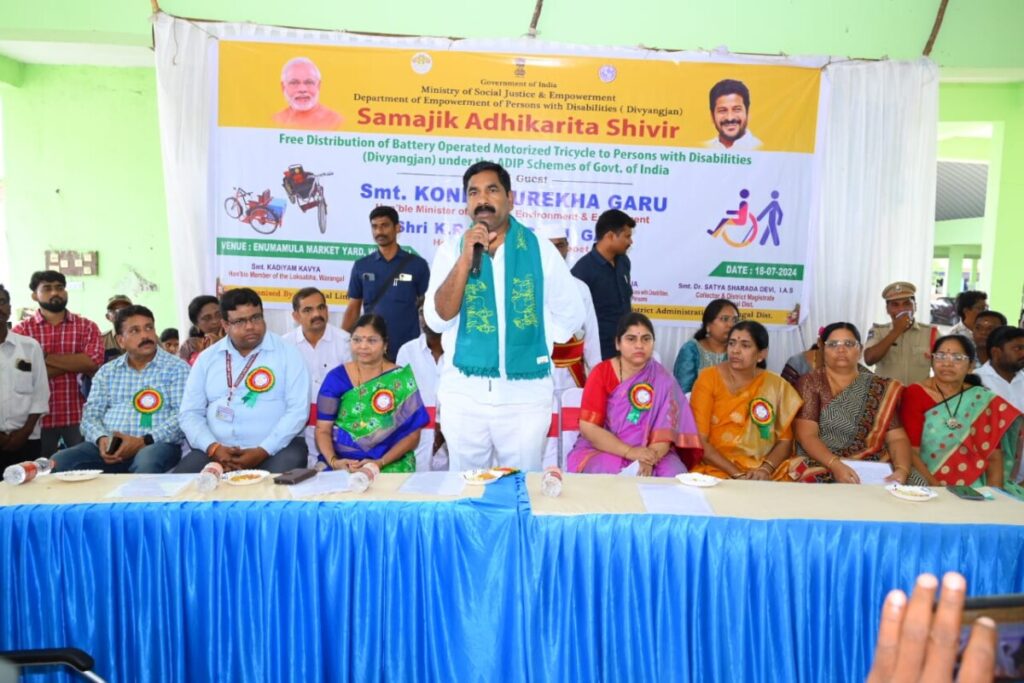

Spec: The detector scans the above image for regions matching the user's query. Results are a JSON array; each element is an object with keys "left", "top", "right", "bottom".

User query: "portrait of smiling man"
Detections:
[
  {"left": 272, "top": 56, "right": 343, "bottom": 131},
  {"left": 705, "top": 78, "right": 763, "bottom": 151}
]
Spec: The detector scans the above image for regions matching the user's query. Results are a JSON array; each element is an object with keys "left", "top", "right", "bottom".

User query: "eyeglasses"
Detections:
[
  {"left": 351, "top": 336, "right": 383, "bottom": 345},
  {"left": 225, "top": 313, "right": 265, "bottom": 328},
  {"left": 824, "top": 340, "right": 860, "bottom": 349},
  {"left": 932, "top": 352, "right": 970, "bottom": 363},
  {"left": 716, "top": 315, "right": 742, "bottom": 324}
]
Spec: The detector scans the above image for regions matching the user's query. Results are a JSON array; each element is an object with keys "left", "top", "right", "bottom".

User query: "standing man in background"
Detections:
[
  {"left": 0, "top": 283, "right": 50, "bottom": 468},
  {"left": 101, "top": 294, "right": 132, "bottom": 363},
  {"left": 343, "top": 206, "right": 430, "bottom": 361},
  {"left": 571, "top": 209, "right": 635, "bottom": 360},
  {"left": 13, "top": 271, "right": 103, "bottom": 457},
  {"left": 864, "top": 281, "right": 936, "bottom": 386}
]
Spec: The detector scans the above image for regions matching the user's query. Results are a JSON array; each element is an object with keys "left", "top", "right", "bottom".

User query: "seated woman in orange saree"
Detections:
[{"left": 690, "top": 321, "right": 804, "bottom": 481}]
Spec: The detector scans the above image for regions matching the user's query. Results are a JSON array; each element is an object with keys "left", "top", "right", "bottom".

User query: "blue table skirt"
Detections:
[{"left": 3, "top": 476, "right": 1023, "bottom": 682}]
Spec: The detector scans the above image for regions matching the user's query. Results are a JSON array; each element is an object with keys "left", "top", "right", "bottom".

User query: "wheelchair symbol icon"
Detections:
[{"left": 708, "top": 189, "right": 759, "bottom": 248}]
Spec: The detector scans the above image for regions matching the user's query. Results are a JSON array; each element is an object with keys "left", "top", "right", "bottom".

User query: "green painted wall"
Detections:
[
  {"left": 0, "top": 64, "right": 175, "bottom": 332},
  {"left": 940, "top": 82, "right": 1024, "bottom": 319},
  {"left": 937, "top": 136, "right": 991, "bottom": 161},
  {"left": 934, "top": 218, "right": 983, "bottom": 247}
]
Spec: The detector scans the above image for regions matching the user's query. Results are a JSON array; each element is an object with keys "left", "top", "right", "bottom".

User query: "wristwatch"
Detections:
[{"left": 143, "top": 434, "right": 155, "bottom": 446}]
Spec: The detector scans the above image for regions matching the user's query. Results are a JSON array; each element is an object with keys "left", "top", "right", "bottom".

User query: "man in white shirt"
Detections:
[
  {"left": 976, "top": 326, "right": 1024, "bottom": 413},
  {"left": 704, "top": 78, "right": 763, "bottom": 151},
  {"left": 395, "top": 301, "right": 445, "bottom": 471},
  {"left": 0, "top": 283, "right": 50, "bottom": 467},
  {"left": 282, "top": 287, "right": 351, "bottom": 463},
  {"left": 424, "top": 162, "right": 585, "bottom": 471}
]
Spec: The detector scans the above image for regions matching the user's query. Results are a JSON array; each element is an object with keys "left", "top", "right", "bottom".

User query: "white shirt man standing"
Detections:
[
  {"left": 0, "top": 283, "right": 50, "bottom": 469},
  {"left": 424, "top": 162, "right": 584, "bottom": 472},
  {"left": 282, "top": 287, "right": 351, "bottom": 464}
]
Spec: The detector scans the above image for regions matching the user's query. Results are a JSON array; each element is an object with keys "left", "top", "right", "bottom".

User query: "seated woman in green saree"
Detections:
[
  {"left": 900, "top": 334, "right": 1022, "bottom": 487},
  {"left": 315, "top": 314, "right": 428, "bottom": 473}
]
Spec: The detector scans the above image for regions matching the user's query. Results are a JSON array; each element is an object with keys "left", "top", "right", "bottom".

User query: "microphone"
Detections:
[{"left": 469, "top": 219, "right": 491, "bottom": 278}]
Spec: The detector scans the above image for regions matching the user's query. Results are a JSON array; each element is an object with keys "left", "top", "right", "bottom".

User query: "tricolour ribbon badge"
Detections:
[
  {"left": 133, "top": 388, "right": 163, "bottom": 428},
  {"left": 242, "top": 367, "right": 275, "bottom": 406},
  {"left": 749, "top": 397, "right": 775, "bottom": 439},
  {"left": 627, "top": 383, "right": 654, "bottom": 424}
]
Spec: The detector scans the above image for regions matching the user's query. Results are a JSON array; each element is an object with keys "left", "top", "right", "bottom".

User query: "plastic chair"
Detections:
[
  {"left": 0, "top": 648, "right": 107, "bottom": 682},
  {"left": 558, "top": 387, "right": 584, "bottom": 469}
]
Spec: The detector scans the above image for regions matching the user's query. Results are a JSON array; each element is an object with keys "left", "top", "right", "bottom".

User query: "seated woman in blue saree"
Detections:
[{"left": 315, "top": 314, "right": 428, "bottom": 472}]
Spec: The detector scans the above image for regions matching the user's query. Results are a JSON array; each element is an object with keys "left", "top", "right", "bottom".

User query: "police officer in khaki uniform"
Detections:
[{"left": 863, "top": 281, "right": 937, "bottom": 386}]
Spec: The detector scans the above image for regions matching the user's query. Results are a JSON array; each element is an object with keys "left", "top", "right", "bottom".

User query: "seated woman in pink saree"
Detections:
[{"left": 567, "top": 313, "right": 702, "bottom": 476}]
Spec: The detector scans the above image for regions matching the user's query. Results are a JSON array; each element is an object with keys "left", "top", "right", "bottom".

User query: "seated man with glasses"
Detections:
[
  {"left": 791, "top": 322, "right": 914, "bottom": 484},
  {"left": 175, "top": 288, "right": 310, "bottom": 474}
]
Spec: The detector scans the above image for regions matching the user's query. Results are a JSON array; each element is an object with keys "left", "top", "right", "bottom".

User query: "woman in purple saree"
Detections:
[{"left": 567, "top": 313, "right": 702, "bottom": 476}]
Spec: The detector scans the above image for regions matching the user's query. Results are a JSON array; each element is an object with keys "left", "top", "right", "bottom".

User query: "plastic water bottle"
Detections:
[
  {"left": 196, "top": 462, "right": 224, "bottom": 493},
  {"left": 541, "top": 467, "right": 563, "bottom": 498},
  {"left": 3, "top": 458, "right": 49, "bottom": 486},
  {"left": 349, "top": 462, "right": 380, "bottom": 493}
]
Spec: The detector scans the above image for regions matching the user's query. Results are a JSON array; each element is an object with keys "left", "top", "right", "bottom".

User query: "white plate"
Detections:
[
  {"left": 675, "top": 472, "right": 721, "bottom": 488},
  {"left": 461, "top": 469, "right": 501, "bottom": 485},
  {"left": 53, "top": 469, "right": 103, "bottom": 482},
  {"left": 886, "top": 483, "right": 937, "bottom": 502},
  {"left": 223, "top": 470, "right": 270, "bottom": 486}
]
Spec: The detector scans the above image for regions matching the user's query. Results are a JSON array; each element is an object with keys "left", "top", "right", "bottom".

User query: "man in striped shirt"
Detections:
[{"left": 13, "top": 271, "right": 103, "bottom": 457}]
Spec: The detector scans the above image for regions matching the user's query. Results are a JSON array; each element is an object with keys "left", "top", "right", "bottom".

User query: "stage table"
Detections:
[
  {"left": 2, "top": 473, "right": 1023, "bottom": 682},
  {"left": 521, "top": 474, "right": 1024, "bottom": 682}
]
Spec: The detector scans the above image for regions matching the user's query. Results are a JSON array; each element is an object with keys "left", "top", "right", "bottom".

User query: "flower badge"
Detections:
[
  {"left": 371, "top": 388, "right": 396, "bottom": 415},
  {"left": 242, "top": 367, "right": 275, "bottom": 406},
  {"left": 749, "top": 397, "right": 776, "bottom": 439},
  {"left": 133, "top": 388, "right": 163, "bottom": 428},
  {"left": 627, "top": 383, "right": 654, "bottom": 424}
]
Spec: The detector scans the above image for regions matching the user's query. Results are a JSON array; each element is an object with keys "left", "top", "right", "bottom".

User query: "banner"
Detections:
[{"left": 212, "top": 38, "right": 824, "bottom": 325}]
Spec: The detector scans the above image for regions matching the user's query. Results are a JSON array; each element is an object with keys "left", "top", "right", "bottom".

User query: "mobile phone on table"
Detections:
[
  {"left": 947, "top": 485, "right": 985, "bottom": 501},
  {"left": 273, "top": 468, "right": 317, "bottom": 485},
  {"left": 106, "top": 436, "right": 123, "bottom": 454},
  {"left": 956, "top": 593, "right": 1024, "bottom": 680}
]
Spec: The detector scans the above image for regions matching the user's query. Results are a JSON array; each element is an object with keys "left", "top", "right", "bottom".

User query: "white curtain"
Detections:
[{"left": 153, "top": 14, "right": 938, "bottom": 367}]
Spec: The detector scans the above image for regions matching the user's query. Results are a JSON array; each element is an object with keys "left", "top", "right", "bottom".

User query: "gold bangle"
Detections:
[
  {"left": 730, "top": 471, "right": 745, "bottom": 479},
  {"left": 760, "top": 460, "right": 777, "bottom": 472},
  {"left": 827, "top": 456, "right": 839, "bottom": 468}
]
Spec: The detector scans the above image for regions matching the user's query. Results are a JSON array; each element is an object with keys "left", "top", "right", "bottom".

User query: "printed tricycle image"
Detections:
[
  {"left": 224, "top": 187, "right": 286, "bottom": 234},
  {"left": 282, "top": 164, "right": 333, "bottom": 234}
]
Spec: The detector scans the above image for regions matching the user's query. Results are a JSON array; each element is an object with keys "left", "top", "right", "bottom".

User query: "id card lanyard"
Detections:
[{"left": 225, "top": 350, "right": 260, "bottom": 406}]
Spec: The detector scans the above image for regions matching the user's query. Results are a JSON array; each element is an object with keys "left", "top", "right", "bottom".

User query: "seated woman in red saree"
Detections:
[
  {"left": 567, "top": 313, "right": 702, "bottom": 477},
  {"left": 900, "top": 334, "right": 1022, "bottom": 487}
]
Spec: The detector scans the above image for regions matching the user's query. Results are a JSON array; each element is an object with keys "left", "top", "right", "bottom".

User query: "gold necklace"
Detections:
[
  {"left": 355, "top": 360, "right": 385, "bottom": 386},
  {"left": 934, "top": 380, "right": 966, "bottom": 430}
]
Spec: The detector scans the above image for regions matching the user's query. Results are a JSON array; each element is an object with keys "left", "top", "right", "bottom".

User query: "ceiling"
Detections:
[{"left": 0, "top": 1, "right": 1021, "bottom": 79}]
